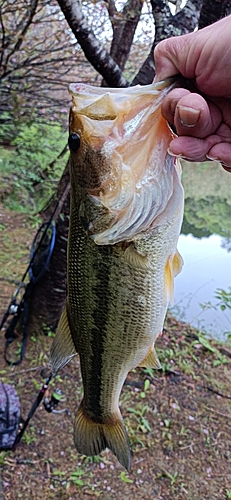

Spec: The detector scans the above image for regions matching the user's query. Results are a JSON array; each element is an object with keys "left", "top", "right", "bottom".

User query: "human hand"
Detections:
[{"left": 154, "top": 15, "right": 231, "bottom": 172}]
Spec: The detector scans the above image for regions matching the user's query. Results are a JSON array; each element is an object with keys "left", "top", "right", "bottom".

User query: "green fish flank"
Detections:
[{"left": 50, "top": 79, "right": 184, "bottom": 470}]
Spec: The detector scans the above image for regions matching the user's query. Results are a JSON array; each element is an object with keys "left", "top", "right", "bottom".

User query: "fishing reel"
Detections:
[{"left": 43, "top": 388, "right": 70, "bottom": 415}]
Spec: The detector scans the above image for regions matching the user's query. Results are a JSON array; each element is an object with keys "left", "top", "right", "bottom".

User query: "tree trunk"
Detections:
[
  {"left": 199, "top": 0, "right": 231, "bottom": 29},
  {"left": 133, "top": 0, "right": 202, "bottom": 85},
  {"left": 29, "top": 0, "right": 230, "bottom": 334},
  {"left": 28, "top": 162, "right": 70, "bottom": 334},
  {"left": 109, "top": 0, "right": 143, "bottom": 70},
  {"left": 101, "top": 0, "right": 143, "bottom": 86},
  {"left": 56, "top": 0, "right": 129, "bottom": 87}
]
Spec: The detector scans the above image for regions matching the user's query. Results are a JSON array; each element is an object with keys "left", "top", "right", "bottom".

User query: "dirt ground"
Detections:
[{"left": 1, "top": 206, "right": 231, "bottom": 500}]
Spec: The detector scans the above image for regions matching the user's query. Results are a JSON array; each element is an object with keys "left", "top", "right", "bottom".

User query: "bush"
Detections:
[{"left": 0, "top": 117, "right": 68, "bottom": 211}]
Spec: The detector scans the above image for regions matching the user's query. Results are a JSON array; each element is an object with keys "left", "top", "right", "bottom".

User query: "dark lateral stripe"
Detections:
[{"left": 87, "top": 244, "right": 111, "bottom": 421}]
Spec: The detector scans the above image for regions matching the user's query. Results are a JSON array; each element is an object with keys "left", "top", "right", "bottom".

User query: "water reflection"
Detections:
[
  {"left": 170, "top": 161, "right": 231, "bottom": 341},
  {"left": 172, "top": 234, "right": 231, "bottom": 340}
]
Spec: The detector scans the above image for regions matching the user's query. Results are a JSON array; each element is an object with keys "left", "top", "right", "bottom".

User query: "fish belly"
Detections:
[{"left": 68, "top": 203, "right": 167, "bottom": 403}]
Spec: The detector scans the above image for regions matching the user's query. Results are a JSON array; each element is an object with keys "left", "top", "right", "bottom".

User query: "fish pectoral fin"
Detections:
[
  {"left": 123, "top": 244, "right": 150, "bottom": 269},
  {"left": 165, "top": 250, "right": 183, "bottom": 305},
  {"left": 74, "top": 401, "right": 130, "bottom": 470},
  {"left": 139, "top": 346, "right": 161, "bottom": 369},
  {"left": 50, "top": 303, "right": 77, "bottom": 375}
]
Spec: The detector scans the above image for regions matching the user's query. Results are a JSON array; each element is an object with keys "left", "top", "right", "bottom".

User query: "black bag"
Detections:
[{"left": 0, "top": 382, "right": 20, "bottom": 450}]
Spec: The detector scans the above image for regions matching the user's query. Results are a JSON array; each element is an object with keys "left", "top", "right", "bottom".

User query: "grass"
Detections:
[{"left": 1, "top": 209, "right": 231, "bottom": 499}]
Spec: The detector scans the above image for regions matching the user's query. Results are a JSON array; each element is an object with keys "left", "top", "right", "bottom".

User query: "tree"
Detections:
[
  {"left": 0, "top": 0, "right": 93, "bottom": 123},
  {"left": 1, "top": 0, "right": 231, "bottom": 333},
  {"left": 55, "top": 0, "right": 203, "bottom": 87},
  {"left": 1, "top": 0, "right": 231, "bottom": 121},
  {"left": 55, "top": 0, "right": 231, "bottom": 87}
]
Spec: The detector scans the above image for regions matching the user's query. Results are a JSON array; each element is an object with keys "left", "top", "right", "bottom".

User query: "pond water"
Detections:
[
  {"left": 172, "top": 234, "right": 231, "bottom": 341},
  {"left": 169, "top": 161, "right": 231, "bottom": 341}
]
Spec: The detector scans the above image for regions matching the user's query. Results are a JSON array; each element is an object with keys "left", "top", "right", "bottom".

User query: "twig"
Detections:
[
  {"left": 207, "top": 386, "right": 231, "bottom": 400},
  {"left": 164, "top": 369, "right": 181, "bottom": 377},
  {"left": 207, "top": 407, "right": 231, "bottom": 418},
  {"left": 209, "top": 474, "right": 231, "bottom": 477},
  {"left": 218, "top": 346, "right": 231, "bottom": 359},
  {"left": 8, "top": 366, "right": 42, "bottom": 376},
  {"left": 179, "top": 442, "right": 195, "bottom": 451},
  {"left": 0, "top": 277, "right": 20, "bottom": 284},
  {"left": 186, "top": 331, "right": 231, "bottom": 359},
  {"left": 0, "top": 468, "right": 4, "bottom": 500}
]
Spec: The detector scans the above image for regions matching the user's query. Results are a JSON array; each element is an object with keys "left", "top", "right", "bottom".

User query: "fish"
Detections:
[{"left": 50, "top": 79, "right": 184, "bottom": 470}]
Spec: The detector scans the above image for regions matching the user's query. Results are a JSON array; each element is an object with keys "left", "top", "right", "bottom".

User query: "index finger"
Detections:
[
  {"left": 154, "top": 34, "right": 196, "bottom": 82},
  {"left": 154, "top": 41, "right": 180, "bottom": 81}
]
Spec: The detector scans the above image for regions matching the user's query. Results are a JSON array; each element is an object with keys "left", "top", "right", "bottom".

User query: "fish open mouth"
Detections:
[{"left": 68, "top": 79, "right": 180, "bottom": 245}]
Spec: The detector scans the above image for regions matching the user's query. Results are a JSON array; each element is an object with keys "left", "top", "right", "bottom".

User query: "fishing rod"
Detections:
[
  {"left": 0, "top": 181, "right": 70, "bottom": 365},
  {"left": 12, "top": 373, "right": 70, "bottom": 451}
]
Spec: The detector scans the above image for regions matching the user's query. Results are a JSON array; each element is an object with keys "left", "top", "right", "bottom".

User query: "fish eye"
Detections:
[{"left": 68, "top": 133, "right": 80, "bottom": 152}]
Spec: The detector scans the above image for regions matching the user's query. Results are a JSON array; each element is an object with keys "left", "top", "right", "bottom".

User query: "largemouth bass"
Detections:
[{"left": 50, "top": 79, "right": 184, "bottom": 470}]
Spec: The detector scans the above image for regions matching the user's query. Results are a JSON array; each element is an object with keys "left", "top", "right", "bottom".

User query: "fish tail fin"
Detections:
[
  {"left": 74, "top": 401, "right": 131, "bottom": 470},
  {"left": 50, "top": 304, "right": 77, "bottom": 375}
]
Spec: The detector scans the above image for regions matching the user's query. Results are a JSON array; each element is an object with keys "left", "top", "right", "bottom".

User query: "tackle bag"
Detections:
[{"left": 0, "top": 382, "right": 20, "bottom": 450}]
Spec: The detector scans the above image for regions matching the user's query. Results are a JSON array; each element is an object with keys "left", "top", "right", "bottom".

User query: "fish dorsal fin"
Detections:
[
  {"left": 139, "top": 346, "right": 161, "bottom": 369},
  {"left": 50, "top": 303, "right": 77, "bottom": 375},
  {"left": 123, "top": 244, "right": 150, "bottom": 269},
  {"left": 165, "top": 250, "right": 183, "bottom": 305}
]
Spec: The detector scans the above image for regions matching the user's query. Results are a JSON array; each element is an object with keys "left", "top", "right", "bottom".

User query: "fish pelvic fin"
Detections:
[
  {"left": 74, "top": 401, "right": 131, "bottom": 470},
  {"left": 50, "top": 303, "right": 77, "bottom": 375},
  {"left": 172, "top": 250, "right": 184, "bottom": 277},
  {"left": 165, "top": 250, "right": 184, "bottom": 305},
  {"left": 139, "top": 346, "right": 161, "bottom": 369}
]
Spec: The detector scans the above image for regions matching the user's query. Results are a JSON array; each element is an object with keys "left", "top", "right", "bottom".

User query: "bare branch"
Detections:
[
  {"left": 4, "top": 0, "right": 39, "bottom": 70},
  {"left": 105, "top": 0, "right": 117, "bottom": 19},
  {"left": 55, "top": 0, "right": 129, "bottom": 87},
  {"left": 133, "top": 0, "right": 202, "bottom": 85},
  {"left": 0, "top": 8, "right": 5, "bottom": 67},
  {"left": 110, "top": 0, "right": 143, "bottom": 69}
]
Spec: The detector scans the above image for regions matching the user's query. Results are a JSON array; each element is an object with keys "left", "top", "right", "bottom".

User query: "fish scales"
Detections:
[
  {"left": 50, "top": 79, "right": 184, "bottom": 470},
  {"left": 69, "top": 196, "right": 155, "bottom": 408}
]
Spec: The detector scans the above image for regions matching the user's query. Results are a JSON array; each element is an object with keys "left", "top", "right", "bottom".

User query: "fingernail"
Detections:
[
  {"left": 222, "top": 165, "right": 231, "bottom": 173},
  {"left": 167, "top": 148, "right": 185, "bottom": 159},
  {"left": 206, "top": 155, "right": 220, "bottom": 162},
  {"left": 170, "top": 99, "right": 178, "bottom": 115},
  {"left": 206, "top": 155, "right": 231, "bottom": 170},
  {"left": 168, "top": 148, "right": 183, "bottom": 158},
  {"left": 167, "top": 148, "right": 177, "bottom": 157},
  {"left": 178, "top": 105, "right": 200, "bottom": 127},
  {"left": 168, "top": 149, "right": 196, "bottom": 161}
]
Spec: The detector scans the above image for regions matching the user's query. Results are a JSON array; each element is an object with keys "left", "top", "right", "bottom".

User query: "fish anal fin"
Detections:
[
  {"left": 50, "top": 303, "right": 77, "bottom": 375},
  {"left": 123, "top": 244, "right": 149, "bottom": 269},
  {"left": 74, "top": 401, "right": 130, "bottom": 470},
  {"left": 139, "top": 346, "right": 161, "bottom": 369},
  {"left": 165, "top": 258, "right": 174, "bottom": 306}
]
